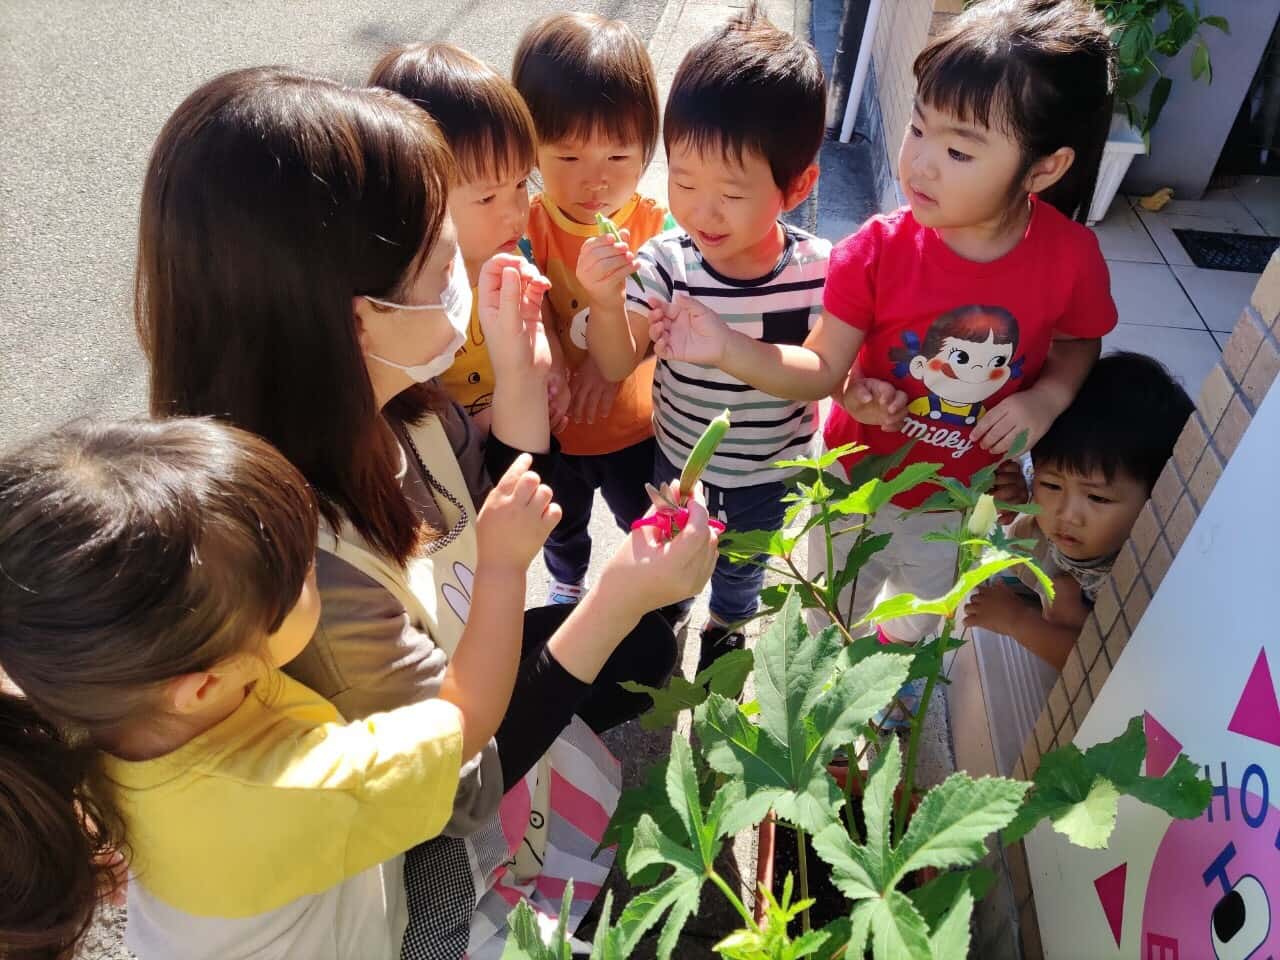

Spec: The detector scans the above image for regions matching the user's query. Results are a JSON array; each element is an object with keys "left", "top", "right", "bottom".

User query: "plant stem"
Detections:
[
  {"left": 821, "top": 505, "right": 836, "bottom": 609},
  {"left": 796, "top": 828, "right": 811, "bottom": 933},
  {"left": 783, "top": 553, "right": 854, "bottom": 645},
  {"left": 894, "top": 618, "right": 953, "bottom": 841},
  {"left": 708, "top": 868, "right": 759, "bottom": 933},
  {"left": 842, "top": 740, "right": 859, "bottom": 838}
]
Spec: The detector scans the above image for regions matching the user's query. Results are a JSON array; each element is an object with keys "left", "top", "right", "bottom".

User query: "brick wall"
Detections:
[{"left": 1009, "top": 254, "right": 1280, "bottom": 958}]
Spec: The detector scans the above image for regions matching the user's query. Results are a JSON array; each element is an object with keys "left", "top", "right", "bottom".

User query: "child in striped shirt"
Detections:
[{"left": 588, "top": 6, "right": 829, "bottom": 671}]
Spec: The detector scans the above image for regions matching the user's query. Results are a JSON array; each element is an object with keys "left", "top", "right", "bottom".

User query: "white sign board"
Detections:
[{"left": 1028, "top": 382, "right": 1280, "bottom": 960}]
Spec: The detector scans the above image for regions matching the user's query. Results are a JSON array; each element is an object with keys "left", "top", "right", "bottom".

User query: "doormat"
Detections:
[{"left": 1173, "top": 229, "right": 1280, "bottom": 272}]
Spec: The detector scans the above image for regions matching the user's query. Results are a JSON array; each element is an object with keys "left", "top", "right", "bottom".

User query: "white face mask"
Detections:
[{"left": 365, "top": 248, "right": 473, "bottom": 383}]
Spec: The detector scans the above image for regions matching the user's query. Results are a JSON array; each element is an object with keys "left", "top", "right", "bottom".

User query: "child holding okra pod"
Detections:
[
  {"left": 513, "top": 12, "right": 681, "bottom": 613},
  {"left": 587, "top": 6, "right": 831, "bottom": 672}
]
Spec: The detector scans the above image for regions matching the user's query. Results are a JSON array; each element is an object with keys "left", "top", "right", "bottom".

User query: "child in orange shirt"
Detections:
[
  {"left": 370, "top": 42, "right": 570, "bottom": 434},
  {"left": 513, "top": 13, "right": 677, "bottom": 607}
]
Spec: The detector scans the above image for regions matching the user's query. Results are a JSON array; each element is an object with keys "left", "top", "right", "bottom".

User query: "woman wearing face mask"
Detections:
[{"left": 134, "top": 67, "right": 717, "bottom": 957}]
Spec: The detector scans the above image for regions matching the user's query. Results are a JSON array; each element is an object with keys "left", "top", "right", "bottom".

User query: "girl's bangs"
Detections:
[{"left": 913, "top": 40, "right": 1022, "bottom": 139}]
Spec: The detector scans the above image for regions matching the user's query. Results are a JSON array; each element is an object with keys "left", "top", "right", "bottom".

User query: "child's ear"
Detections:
[
  {"left": 352, "top": 297, "right": 376, "bottom": 350},
  {"left": 164, "top": 657, "right": 253, "bottom": 715},
  {"left": 781, "top": 164, "right": 820, "bottom": 212},
  {"left": 1024, "top": 146, "right": 1075, "bottom": 197}
]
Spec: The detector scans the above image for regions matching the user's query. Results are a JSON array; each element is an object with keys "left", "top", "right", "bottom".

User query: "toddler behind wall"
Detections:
[{"left": 966, "top": 351, "right": 1194, "bottom": 668}]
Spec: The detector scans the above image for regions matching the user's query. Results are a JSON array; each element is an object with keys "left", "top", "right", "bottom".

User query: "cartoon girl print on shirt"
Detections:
[{"left": 889, "top": 305, "right": 1024, "bottom": 426}]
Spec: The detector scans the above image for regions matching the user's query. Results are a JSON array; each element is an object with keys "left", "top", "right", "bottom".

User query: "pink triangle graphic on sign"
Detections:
[
  {"left": 1143, "top": 711, "right": 1182, "bottom": 778},
  {"left": 1093, "top": 863, "right": 1126, "bottom": 947},
  {"left": 1227, "top": 649, "right": 1280, "bottom": 749}
]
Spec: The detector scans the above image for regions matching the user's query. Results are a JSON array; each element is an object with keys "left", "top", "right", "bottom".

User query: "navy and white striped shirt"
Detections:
[{"left": 627, "top": 225, "right": 831, "bottom": 488}]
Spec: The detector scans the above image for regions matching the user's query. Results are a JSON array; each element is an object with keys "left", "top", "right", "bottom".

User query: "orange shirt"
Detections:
[{"left": 526, "top": 193, "right": 672, "bottom": 456}]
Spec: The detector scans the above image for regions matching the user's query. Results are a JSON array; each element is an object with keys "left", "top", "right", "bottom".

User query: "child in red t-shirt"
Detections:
[{"left": 649, "top": 0, "right": 1118, "bottom": 643}]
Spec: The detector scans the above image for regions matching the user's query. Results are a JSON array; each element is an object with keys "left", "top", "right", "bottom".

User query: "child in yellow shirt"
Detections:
[
  {"left": 370, "top": 43, "right": 570, "bottom": 433},
  {"left": 513, "top": 12, "right": 677, "bottom": 608}
]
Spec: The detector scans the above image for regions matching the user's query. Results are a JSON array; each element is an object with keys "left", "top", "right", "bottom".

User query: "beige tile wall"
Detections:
[
  {"left": 872, "top": 0, "right": 941, "bottom": 161},
  {"left": 1007, "top": 252, "right": 1280, "bottom": 959}
]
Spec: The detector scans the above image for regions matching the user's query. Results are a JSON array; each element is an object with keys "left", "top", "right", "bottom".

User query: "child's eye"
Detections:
[
  {"left": 908, "top": 123, "right": 923, "bottom": 138},
  {"left": 1038, "top": 480, "right": 1062, "bottom": 492},
  {"left": 609, "top": 155, "right": 632, "bottom": 162},
  {"left": 477, "top": 194, "right": 496, "bottom": 205},
  {"left": 723, "top": 195, "right": 745, "bottom": 202},
  {"left": 948, "top": 148, "right": 973, "bottom": 162},
  {"left": 1088, "top": 494, "right": 1114, "bottom": 504},
  {"left": 556, "top": 156, "right": 577, "bottom": 163},
  {"left": 948, "top": 347, "right": 970, "bottom": 364},
  {"left": 515, "top": 179, "right": 528, "bottom": 190},
  {"left": 675, "top": 182, "right": 695, "bottom": 191}
]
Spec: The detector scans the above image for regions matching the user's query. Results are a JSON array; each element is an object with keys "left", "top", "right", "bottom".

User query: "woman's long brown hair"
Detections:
[
  {"left": 0, "top": 417, "right": 318, "bottom": 959},
  {"left": 136, "top": 67, "right": 455, "bottom": 564}
]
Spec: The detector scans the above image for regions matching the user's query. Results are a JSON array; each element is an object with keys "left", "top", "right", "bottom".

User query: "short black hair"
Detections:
[
  {"left": 1033, "top": 352, "right": 1193, "bottom": 493},
  {"left": 664, "top": 3, "right": 826, "bottom": 191},
  {"left": 512, "top": 12, "right": 660, "bottom": 164}
]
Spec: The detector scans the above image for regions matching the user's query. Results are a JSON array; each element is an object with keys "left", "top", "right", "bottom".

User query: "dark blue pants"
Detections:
[
  {"left": 653, "top": 449, "right": 788, "bottom": 627},
  {"left": 542, "top": 438, "right": 657, "bottom": 586}
]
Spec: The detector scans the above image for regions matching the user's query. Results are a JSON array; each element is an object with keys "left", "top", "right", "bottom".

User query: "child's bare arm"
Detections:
[
  {"left": 650, "top": 303, "right": 865, "bottom": 400},
  {"left": 580, "top": 232, "right": 649, "bottom": 381},
  {"left": 965, "top": 579, "right": 1087, "bottom": 672},
  {"left": 973, "top": 335, "right": 1100, "bottom": 454}
]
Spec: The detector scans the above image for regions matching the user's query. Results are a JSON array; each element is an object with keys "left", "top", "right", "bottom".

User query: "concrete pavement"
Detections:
[{"left": 0, "top": 0, "right": 665, "bottom": 445}]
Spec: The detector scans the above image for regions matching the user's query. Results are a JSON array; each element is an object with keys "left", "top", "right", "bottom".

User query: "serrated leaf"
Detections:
[
  {"left": 844, "top": 439, "right": 918, "bottom": 489},
  {"left": 501, "top": 884, "right": 577, "bottom": 960},
  {"left": 588, "top": 891, "right": 627, "bottom": 960},
  {"left": 893, "top": 774, "right": 1029, "bottom": 880},
  {"left": 695, "top": 648, "right": 755, "bottom": 701},
  {"left": 619, "top": 815, "right": 707, "bottom": 959},
  {"left": 812, "top": 918, "right": 853, "bottom": 960},
  {"left": 813, "top": 823, "right": 881, "bottom": 901},
  {"left": 1003, "top": 716, "right": 1210, "bottom": 847},
  {"left": 928, "top": 886, "right": 974, "bottom": 959},
  {"left": 1049, "top": 776, "right": 1120, "bottom": 849},
  {"left": 901, "top": 488, "right": 959, "bottom": 517},
  {"left": 846, "top": 904, "right": 874, "bottom": 957},
  {"left": 859, "top": 550, "right": 1049, "bottom": 626},
  {"left": 863, "top": 726, "right": 902, "bottom": 881},
  {"left": 868, "top": 891, "right": 932, "bottom": 960},
  {"left": 621, "top": 675, "right": 707, "bottom": 731},
  {"left": 699, "top": 595, "right": 908, "bottom": 835},
  {"left": 906, "top": 868, "right": 994, "bottom": 929},
  {"left": 775, "top": 442, "right": 867, "bottom": 473}
]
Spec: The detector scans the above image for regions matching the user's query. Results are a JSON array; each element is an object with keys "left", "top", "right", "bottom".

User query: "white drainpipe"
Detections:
[{"left": 839, "top": 0, "right": 885, "bottom": 143}]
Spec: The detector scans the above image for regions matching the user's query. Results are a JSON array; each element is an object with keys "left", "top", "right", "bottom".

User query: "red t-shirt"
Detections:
[{"left": 823, "top": 197, "right": 1117, "bottom": 508}]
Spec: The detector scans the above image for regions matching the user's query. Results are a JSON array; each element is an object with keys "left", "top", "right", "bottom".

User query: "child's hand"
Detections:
[
  {"left": 971, "top": 390, "right": 1057, "bottom": 455},
  {"left": 992, "top": 459, "right": 1029, "bottom": 524},
  {"left": 648, "top": 294, "right": 729, "bottom": 366},
  {"left": 599, "top": 488, "right": 719, "bottom": 618},
  {"left": 476, "top": 453, "right": 561, "bottom": 572},
  {"left": 478, "top": 253, "right": 554, "bottom": 384},
  {"left": 547, "top": 366, "right": 571, "bottom": 434},
  {"left": 964, "top": 582, "right": 1031, "bottom": 635},
  {"left": 839, "top": 376, "right": 907, "bottom": 431},
  {"left": 569, "top": 354, "right": 620, "bottom": 425},
  {"left": 577, "top": 229, "right": 638, "bottom": 306}
]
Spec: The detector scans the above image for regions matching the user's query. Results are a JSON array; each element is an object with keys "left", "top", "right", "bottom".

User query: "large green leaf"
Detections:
[
  {"left": 620, "top": 650, "right": 755, "bottom": 731},
  {"left": 862, "top": 736, "right": 903, "bottom": 881},
  {"left": 1003, "top": 715, "right": 1211, "bottom": 847},
  {"left": 718, "top": 527, "right": 798, "bottom": 562},
  {"left": 892, "top": 774, "right": 1029, "bottom": 881},
  {"left": 927, "top": 887, "right": 974, "bottom": 959},
  {"left": 906, "top": 868, "right": 994, "bottom": 929},
  {"left": 813, "top": 822, "right": 881, "bottom": 901},
  {"left": 830, "top": 532, "right": 894, "bottom": 601},
  {"left": 1201, "top": 14, "right": 1229, "bottom": 33},
  {"left": 775, "top": 442, "right": 867, "bottom": 473},
  {"left": 698, "top": 592, "right": 910, "bottom": 834},
  {"left": 859, "top": 549, "right": 1052, "bottom": 626},
  {"left": 1191, "top": 40, "right": 1211, "bottom": 82},
  {"left": 844, "top": 439, "right": 918, "bottom": 489},
  {"left": 868, "top": 892, "right": 932, "bottom": 960},
  {"left": 1144, "top": 76, "right": 1173, "bottom": 134}
]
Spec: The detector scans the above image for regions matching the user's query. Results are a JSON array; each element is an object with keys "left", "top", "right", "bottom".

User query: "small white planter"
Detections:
[{"left": 1088, "top": 113, "right": 1147, "bottom": 224}]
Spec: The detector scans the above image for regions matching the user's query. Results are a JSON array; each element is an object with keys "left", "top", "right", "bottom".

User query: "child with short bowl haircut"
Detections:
[
  {"left": 587, "top": 5, "right": 830, "bottom": 671},
  {"left": 965, "top": 352, "right": 1193, "bottom": 670},
  {"left": 646, "top": 0, "right": 1119, "bottom": 648},
  {"left": 513, "top": 12, "right": 675, "bottom": 607},
  {"left": 369, "top": 42, "right": 568, "bottom": 432}
]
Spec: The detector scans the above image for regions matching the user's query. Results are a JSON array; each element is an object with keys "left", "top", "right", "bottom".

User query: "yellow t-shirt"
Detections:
[
  {"left": 103, "top": 671, "right": 463, "bottom": 918},
  {"left": 437, "top": 289, "right": 494, "bottom": 418},
  {"left": 526, "top": 193, "right": 672, "bottom": 456}
]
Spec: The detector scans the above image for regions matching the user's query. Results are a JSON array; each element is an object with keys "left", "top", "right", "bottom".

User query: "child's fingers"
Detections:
[
  {"left": 512, "top": 468, "right": 543, "bottom": 504},
  {"left": 495, "top": 453, "right": 534, "bottom": 494}
]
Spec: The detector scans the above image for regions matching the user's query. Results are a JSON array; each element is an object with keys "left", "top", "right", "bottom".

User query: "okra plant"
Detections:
[{"left": 504, "top": 437, "right": 1211, "bottom": 960}]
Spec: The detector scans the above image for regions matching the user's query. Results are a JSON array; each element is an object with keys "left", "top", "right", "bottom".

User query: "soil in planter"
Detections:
[{"left": 769, "top": 823, "right": 850, "bottom": 930}]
